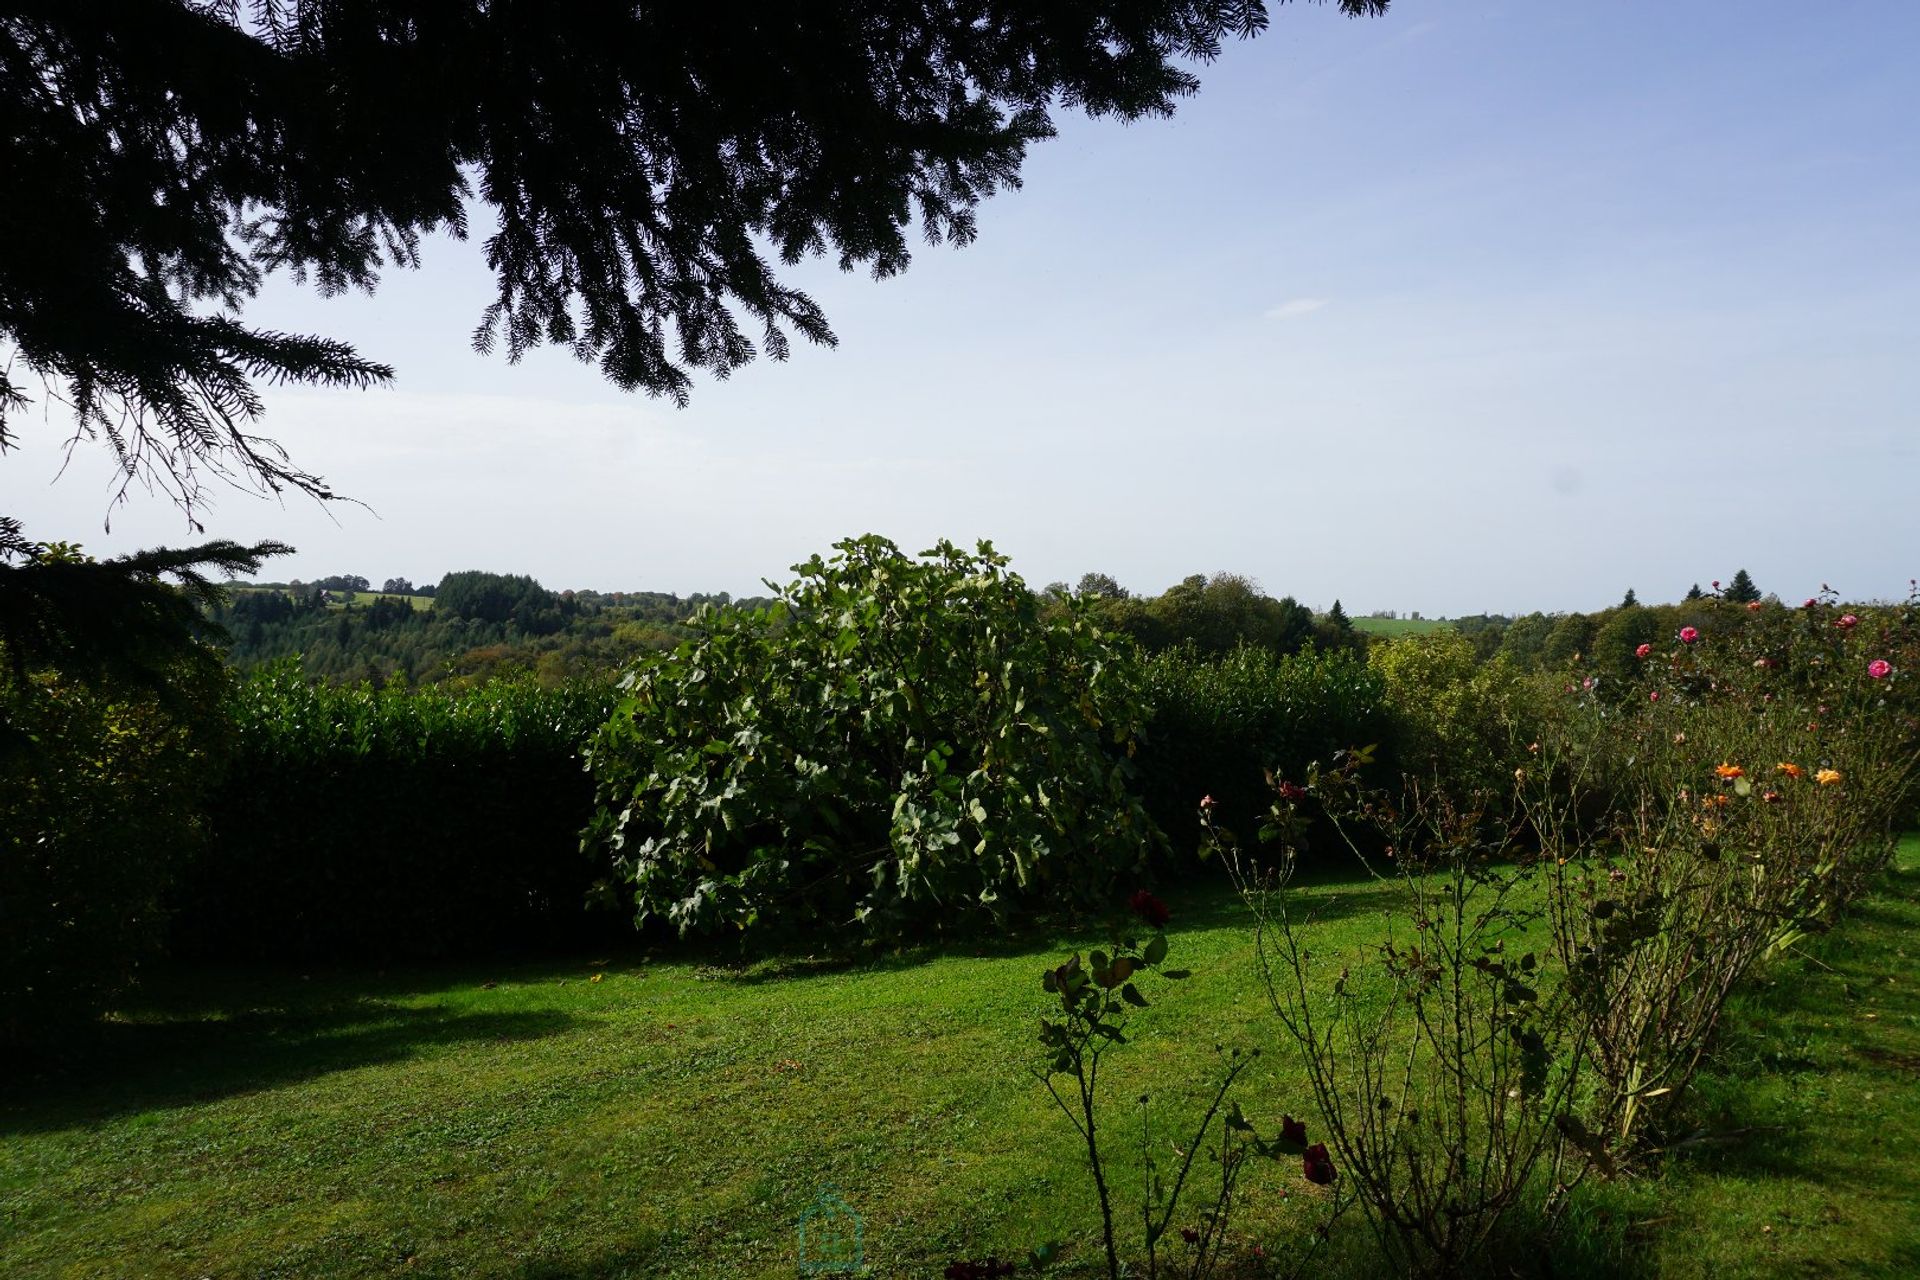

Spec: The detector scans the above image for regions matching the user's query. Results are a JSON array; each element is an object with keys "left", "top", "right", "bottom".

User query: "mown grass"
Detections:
[
  {"left": 3, "top": 841, "right": 1914, "bottom": 1279},
  {"left": 1575, "top": 833, "right": 1920, "bottom": 1278},
  {"left": 342, "top": 591, "right": 436, "bottom": 611},
  {"left": 226, "top": 586, "right": 436, "bottom": 611},
  {"left": 1349, "top": 617, "right": 1452, "bottom": 637}
]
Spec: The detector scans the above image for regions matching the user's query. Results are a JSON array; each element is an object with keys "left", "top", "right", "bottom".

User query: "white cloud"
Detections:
[{"left": 1263, "top": 298, "right": 1329, "bottom": 320}]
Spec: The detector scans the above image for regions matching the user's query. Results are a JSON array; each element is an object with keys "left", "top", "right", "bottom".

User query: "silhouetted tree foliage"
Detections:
[
  {"left": 314, "top": 574, "right": 369, "bottom": 592},
  {"left": 1620, "top": 587, "right": 1637, "bottom": 608},
  {"left": 0, "top": 516, "right": 287, "bottom": 694},
  {"left": 1724, "top": 569, "right": 1761, "bottom": 604},
  {"left": 1, "top": 0, "right": 1388, "bottom": 516},
  {"left": 435, "top": 571, "right": 561, "bottom": 631},
  {"left": 1685, "top": 583, "right": 1705, "bottom": 601},
  {"left": 1076, "top": 572, "right": 1132, "bottom": 600},
  {"left": 1109, "top": 572, "right": 1319, "bottom": 657}
]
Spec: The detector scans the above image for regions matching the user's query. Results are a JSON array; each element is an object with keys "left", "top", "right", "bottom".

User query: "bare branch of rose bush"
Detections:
[
  {"left": 1220, "top": 766, "right": 1587, "bottom": 1277},
  {"left": 1525, "top": 586, "right": 1920, "bottom": 1161},
  {"left": 1028, "top": 890, "right": 1349, "bottom": 1280},
  {"left": 1003, "top": 584, "right": 1919, "bottom": 1277}
]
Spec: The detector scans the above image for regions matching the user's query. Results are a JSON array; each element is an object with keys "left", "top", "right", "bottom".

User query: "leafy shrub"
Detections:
[
  {"left": 178, "top": 665, "right": 612, "bottom": 961},
  {"left": 1, "top": 669, "right": 224, "bottom": 1046},
  {"left": 1368, "top": 630, "right": 1541, "bottom": 799},
  {"left": 1132, "top": 645, "right": 1388, "bottom": 860},
  {"left": 584, "top": 536, "right": 1160, "bottom": 942}
]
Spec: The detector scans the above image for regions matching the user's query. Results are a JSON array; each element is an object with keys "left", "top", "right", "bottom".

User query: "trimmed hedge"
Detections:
[
  {"left": 174, "top": 666, "right": 614, "bottom": 961},
  {"left": 1134, "top": 645, "right": 1392, "bottom": 858}
]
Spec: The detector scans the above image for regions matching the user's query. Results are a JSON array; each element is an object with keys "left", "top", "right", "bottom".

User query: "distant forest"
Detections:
[
  {"left": 209, "top": 565, "right": 1771, "bottom": 687},
  {"left": 211, "top": 571, "right": 764, "bottom": 685}
]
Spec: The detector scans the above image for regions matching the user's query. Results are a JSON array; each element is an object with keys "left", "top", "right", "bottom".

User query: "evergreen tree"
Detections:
[
  {"left": 1685, "top": 583, "right": 1705, "bottom": 601},
  {"left": 1725, "top": 569, "right": 1761, "bottom": 604},
  {"left": 0, "top": 515, "right": 288, "bottom": 702},
  {"left": 1327, "top": 598, "right": 1353, "bottom": 630},
  {"left": 1620, "top": 588, "right": 1638, "bottom": 608},
  {"left": 1, "top": 0, "right": 1390, "bottom": 517}
]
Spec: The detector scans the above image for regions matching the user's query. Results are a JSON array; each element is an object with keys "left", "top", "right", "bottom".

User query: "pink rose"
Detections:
[
  {"left": 1868, "top": 659, "right": 1892, "bottom": 680},
  {"left": 1635, "top": 643, "right": 1652, "bottom": 659},
  {"left": 1838, "top": 614, "right": 1859, "bottom": 630},
  {"left": 1679, "top": 627, "right": 1699, "bottom": 644},
  {"left": 1649, "top": 691, "right": 1661, "bottom": 702}
]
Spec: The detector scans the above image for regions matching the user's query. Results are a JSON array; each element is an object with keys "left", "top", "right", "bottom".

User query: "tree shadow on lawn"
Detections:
[
  {"left": 0, "top": 996, "right": 582, "bottom": 1137},
  {"left": 707, "top": 860, "right": 1409, "bottom": 986},
  {"left": 1, "top": 863, "right": 1407, "bottom": 1131},
  {"left": 1638, "top": 860, "right": 1920, "bottom": 1196}
]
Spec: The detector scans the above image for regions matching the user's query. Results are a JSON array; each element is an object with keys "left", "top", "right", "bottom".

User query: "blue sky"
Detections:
[{"left": 10, "top": 1, "right": 1918, "bottom": 614}]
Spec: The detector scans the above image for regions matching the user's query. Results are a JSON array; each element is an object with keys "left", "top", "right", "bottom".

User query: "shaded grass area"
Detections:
[
  {"left": 0, "top": 871, "right": 1411, "bottom": 1279},
  {"left": 2, "top": 841, "right": 1915, "bottom": 1278},
  {"left": 1587, "top": 834, "right": 1920, "bottom": 1278}
]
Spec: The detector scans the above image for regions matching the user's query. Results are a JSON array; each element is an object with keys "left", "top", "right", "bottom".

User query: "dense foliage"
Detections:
[
  {"left": 1072, "top": 571, "right": 1364, "bottom": 660},
  {"left": 209, "top": 575, "right": 756, "bottom": 686},
  {"left": 0, "top": 528, "right": 290, "bottom": 1047},
  {"left": 1, "top": 0, "right": 1387, "bottom": 511},
  {"left": 585, "top": 537, "right": 1161, "bottom": 941},
  {"left": 1133, "top": 645, "right": 1388, "bottom": 855},
  {"left": 1, "top": 669, "right": 225, "bottom": 1045},
  {"left": 1367, "top": 628, "right": 1544, "bottom": 798},
  {"left": 177, "top": 666, "right": 613, "bottom": 962}
]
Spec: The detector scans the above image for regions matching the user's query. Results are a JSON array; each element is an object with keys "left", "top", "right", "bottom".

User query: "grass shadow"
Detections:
[
  {"left": 1628, "top": 855, "right": 1920, "bottom": 1232},
  {"left": 0, "top": 997, "right": 582, "bottom": 1137},
  {"left": 700, "top": 860, "right": 1409, "bottom": 985}
]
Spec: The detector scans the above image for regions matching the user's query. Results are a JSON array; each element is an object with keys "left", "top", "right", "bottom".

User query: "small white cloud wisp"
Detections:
[{"left": 1263, "top": 298, "right": 1330, "bottom": 320}]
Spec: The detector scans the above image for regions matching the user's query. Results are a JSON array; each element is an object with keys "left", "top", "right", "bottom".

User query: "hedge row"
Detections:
[
  {"left": 174, "top": 666, "right": 617, "bottom": 962},
  {"left": 176, "top": 643, "right": 1511, "bottom": 962}
]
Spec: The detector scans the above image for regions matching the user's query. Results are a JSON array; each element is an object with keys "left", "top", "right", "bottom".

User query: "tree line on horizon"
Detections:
[{"left": 205, "top": 562, "right": 1781, "bottom": 688}]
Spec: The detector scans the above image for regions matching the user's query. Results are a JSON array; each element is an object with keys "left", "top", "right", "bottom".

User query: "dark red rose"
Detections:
[
  {"left": 1180, "top": 1227, "right": 1200, "bottom": 1244},
  {"left": 1303, "top": 1142, "right": 1337, "bottom": 1185},
  {"left": 1279, "top": 1114, "right": 1309, "bottom": 1147},
  {"left": 1277, "top": 781, "right": 1309, "bottom": 804},
  {"left": 1129, "top": 889, "right": 1171, "bottom": 929}
]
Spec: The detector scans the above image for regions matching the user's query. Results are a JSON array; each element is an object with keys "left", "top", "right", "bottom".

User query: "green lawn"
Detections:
[
  {"left": 1350, "top": 616, "right": 1452, "bottom": 637},
  {"left": 227, "top": 586, "right": 436, "bottom": 611},
  {"left": 3, "top": 843, "right": 1915, "bottom": 1278},
  {"left": 343, "top": 591, "right": 435, "bottom": 611}
]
